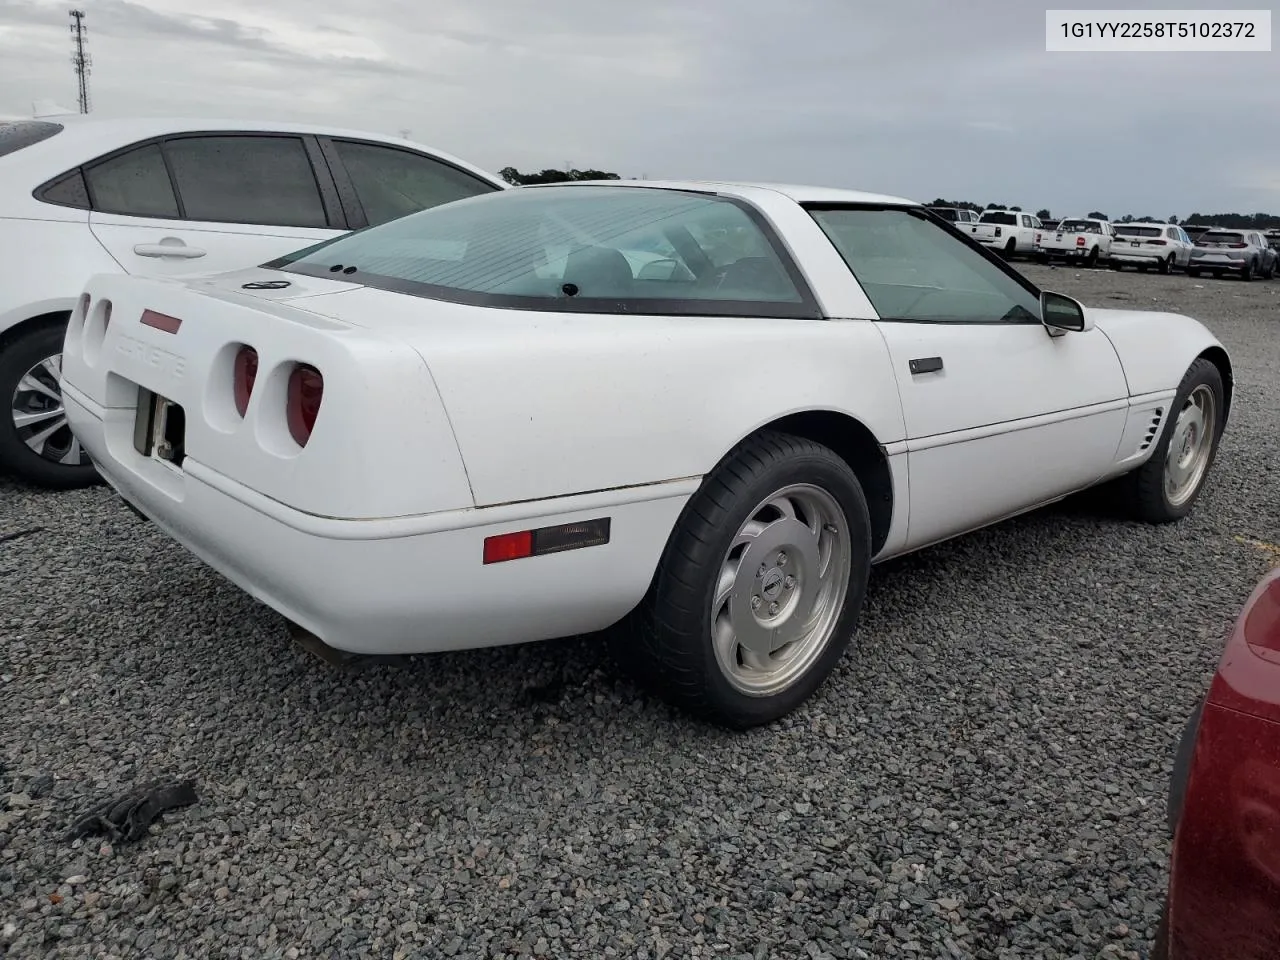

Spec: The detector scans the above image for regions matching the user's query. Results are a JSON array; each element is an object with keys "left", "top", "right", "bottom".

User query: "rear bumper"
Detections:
[
  {"left": 1038, "top": 246, "right": 1095, "bottom": 258},
  {"left": 1110, "top": 250, "right": 1168, "bottom": 264},
  {"left": 64, "top": 385, "right": 695, "bottom": 655},
  {"left": 1189, "top": 256, "right": 1247, "bottom": 270}
]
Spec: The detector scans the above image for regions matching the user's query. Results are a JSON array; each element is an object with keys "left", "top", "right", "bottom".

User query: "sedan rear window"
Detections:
[
  {"left": 0, "top": 120, "right": 63, "bottom": 159},
  {"left": 1115, "top": 226, "right": 1162, "bottom": 238},
  {"left": 1198, "top": 231, "right": 1247, "bottom": 244},
  {"left": 271, "top": 186, "right": 818, "bottom": 318}
]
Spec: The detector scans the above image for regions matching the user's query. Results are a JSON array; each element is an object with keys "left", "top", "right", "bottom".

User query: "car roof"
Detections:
[
  {"left": 0, "top": 113, "right": 505, "bottom": 191},
  {"left": 523, "top": 178, "right": 921, "bottom": 207}
]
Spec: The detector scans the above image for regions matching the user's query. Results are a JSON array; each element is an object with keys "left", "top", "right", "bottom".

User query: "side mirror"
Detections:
[{"left": 1041, "top": 290, "right": 1092, "bottom": 334}]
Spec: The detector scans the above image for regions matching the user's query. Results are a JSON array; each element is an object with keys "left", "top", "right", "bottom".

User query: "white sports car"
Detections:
[{"left": 60, "top": 180, "right": 1232, "bottom": 728}]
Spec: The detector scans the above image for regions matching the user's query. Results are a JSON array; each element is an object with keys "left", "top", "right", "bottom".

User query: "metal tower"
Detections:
[{"left": 69, "top": 9, "right": 91, "bottom": 114}]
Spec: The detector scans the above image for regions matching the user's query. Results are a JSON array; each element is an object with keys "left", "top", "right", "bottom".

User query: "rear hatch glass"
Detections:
[
  {"left": 0, "top": 120, "right": 64, "bottom": 159},
  {"left": 1115, "top": 226, "right": 1162, "bottom": 238},
  {"left": 1198, "top": 231, "right": 1246, "bottom": 244}
]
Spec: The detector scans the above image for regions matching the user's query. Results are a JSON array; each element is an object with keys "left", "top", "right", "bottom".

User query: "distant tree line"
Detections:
[
  {"left": 930, "top": 197, "right": 1280, "bottom": 229},
  {"left": 499, "top": 166, "right": 623, "bottom": 185}
]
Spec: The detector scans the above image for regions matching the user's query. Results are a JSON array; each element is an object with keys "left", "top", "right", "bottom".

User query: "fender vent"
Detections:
[{"left": 1138, "top": 407, "right": 1164, "bottom": 452}]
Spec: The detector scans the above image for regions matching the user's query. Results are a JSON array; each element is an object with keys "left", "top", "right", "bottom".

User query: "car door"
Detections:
[
  {"left": 84, "top": 133, "right": 346, "bottom": 279},
  {"left": 808, "top": 205, "right": 1130, "bottom": 551}
]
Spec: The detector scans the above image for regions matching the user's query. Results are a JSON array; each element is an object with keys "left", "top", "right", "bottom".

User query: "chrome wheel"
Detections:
[
  {"left": 711, "top": 483, "right": 852, "bottom": 697},
  {"left": 1164, "top": 384, "right": 1216, "bottom": 508},
  {"left": 10, "top": 352, "right": 87, "bottom": 466}
]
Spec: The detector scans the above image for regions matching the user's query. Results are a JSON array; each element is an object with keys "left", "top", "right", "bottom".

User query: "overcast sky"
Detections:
[{"left": 0, "top": 0, "right": 1274, "bottom": 218}]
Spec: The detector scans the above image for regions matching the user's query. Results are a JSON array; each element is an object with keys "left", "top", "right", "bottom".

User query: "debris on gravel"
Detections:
[{"left": 2, "top": 265, "right": 1277, "bottom": 959}]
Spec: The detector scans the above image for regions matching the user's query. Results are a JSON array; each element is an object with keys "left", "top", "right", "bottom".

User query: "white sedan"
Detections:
[{"left": 60, "top": 181, "right": 1232, "bottom": 728}]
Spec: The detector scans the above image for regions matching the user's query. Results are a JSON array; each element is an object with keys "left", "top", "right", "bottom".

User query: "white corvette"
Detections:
[{"left": 60, "top": 180, "right": 1231, "bottom": 728}]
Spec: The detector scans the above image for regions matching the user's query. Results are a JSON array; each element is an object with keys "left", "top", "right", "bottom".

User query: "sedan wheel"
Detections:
[
  {"left": 0, "top": 322, "right": 100, "bottom": 489},
  {"left": 614, "top": 429, "right": 872, "bottom": 728},
  {"left": 1112, "top": 358, "right": 1225, "bottom": 523}
]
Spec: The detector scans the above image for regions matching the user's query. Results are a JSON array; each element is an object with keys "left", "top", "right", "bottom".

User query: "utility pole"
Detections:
[{"left": 69, "top": 9, "right": 91, "bottom": 114}]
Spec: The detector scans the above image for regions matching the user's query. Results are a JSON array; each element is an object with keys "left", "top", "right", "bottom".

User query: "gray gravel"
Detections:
[{"left": 3, "top": 264, "right": 1279, "bottom": 960}]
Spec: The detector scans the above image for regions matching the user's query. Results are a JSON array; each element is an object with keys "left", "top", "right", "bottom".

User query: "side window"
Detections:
[
  {"left": 331, "top": 140, "right": 498, "bottom": 226},
  {"left": 84, "top": 143, "right": 179, "bottom": 219},
  {"left": 809, "top": 207, "right": 1043, "bottom": 323},
  {"left": 1021, "top": 215, "right": 1031, "bottom": 228},
  {"left": 163, "top": 135, "right": 328, "bottom": 228}
]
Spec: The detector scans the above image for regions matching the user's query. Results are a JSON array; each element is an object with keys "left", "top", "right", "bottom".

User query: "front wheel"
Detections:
[
  {"left": 0, "top": 320, "right": 100, "bottom": 490},
  {"left": 613, "top": 430, "right": 872, "bottom": 728},
  {"left": 1113, "top": 358, "right": 1226, "bottom": 523}
]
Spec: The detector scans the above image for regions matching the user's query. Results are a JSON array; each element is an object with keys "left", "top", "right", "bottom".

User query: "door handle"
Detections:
[
  {"left": 133, "top": 243, "right": 207, "bottom": 259},
  {"left": 909, "top": 356, "right": 944, "bottom": 375}
]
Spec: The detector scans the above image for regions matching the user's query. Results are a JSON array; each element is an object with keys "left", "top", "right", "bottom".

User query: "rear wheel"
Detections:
[
  {"left": 1112, "top": 358, "right": 1225, "bottom": 523},
  {"left": 1084, "top": 246, "right": 1099, "bottom": 267},
  {"left": 613, "top": 430, "right": 872, "bottom": 728},
  {"left": 0, "top": 320, "right": 100, "bottom": 490},
  {"left": 1004, "top": 237, "right": 1017, "bottom": 257},
  {"left": 1158, "top": 254, "right": 1175, "bottom": 275},
  {"left": 1241, "top": 261, "right": 1254, "bottom": 281}
]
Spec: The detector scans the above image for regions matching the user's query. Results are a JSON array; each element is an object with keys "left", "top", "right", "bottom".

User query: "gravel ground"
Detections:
[{"left": 2, "top": 264, "right": 1278, "bottom": 960}]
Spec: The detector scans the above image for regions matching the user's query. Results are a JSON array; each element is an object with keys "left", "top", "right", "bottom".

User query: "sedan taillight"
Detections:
[
  {"left": 286, "top": 364, "right": 324, "bottom": 447},
  {"left": 233, "top": 346, "right": 258, "bottom": 417}
]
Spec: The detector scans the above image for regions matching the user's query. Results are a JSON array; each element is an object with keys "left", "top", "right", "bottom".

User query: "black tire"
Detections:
[
  {"left": 0, "top": 319, "right": 100, "bottom": 490},
  {"left": 1241, "top": 261, "right": 1254, "bottom": 282},
  {"left": 1004, "top": 237, "right": 1017, "bottom": 257},
  {"left": 1112, "top": 358, "right": 1226, "bottom": 523},
  {"left": 1158, "top": 254, "right": 1174, "bottom": 275},
  {"left": 1084, "top": 246, "right": 1099, "bottom": 267},
  {"left": 612, "top": 430, "right": 872, "bottom": 729}
]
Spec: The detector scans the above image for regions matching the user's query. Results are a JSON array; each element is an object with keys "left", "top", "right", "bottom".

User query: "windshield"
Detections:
[
  {"left": 271, "top": 186, "right": 818, "bottom": 317},
  {"left": 1115, "top": 225, "right": 1163, "bottom": 238},
  {"left": 1057, "top": 220, "right": 1100, "bottom": 233},
  {"left": 0, "top": 120, "right": 63, "bottom": 159},
  {"left": 809, "top": 206, "right": 1042, "bottom": 323},
  {"left": 978, "top": 211, "right": 1017, "bottom": 225},
  {"left": 1198, "top": 231, "right": 1246, "bottom": 244}
]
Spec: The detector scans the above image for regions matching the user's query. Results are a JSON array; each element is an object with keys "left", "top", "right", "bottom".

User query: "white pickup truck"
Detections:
[
  {"left": 1035, "top": 217, "right": 1116, "bottom": 267},
  {"left": 965, "top": 210, "right": 1042, "bottom": 257}
]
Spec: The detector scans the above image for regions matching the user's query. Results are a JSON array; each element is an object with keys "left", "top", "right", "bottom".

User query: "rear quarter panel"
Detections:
[
  {"left": 291, "top": 287, "right": 909, "bottom": 508},
  {"left": 0, "top": 217, "right": 121, "bottom": 336}
]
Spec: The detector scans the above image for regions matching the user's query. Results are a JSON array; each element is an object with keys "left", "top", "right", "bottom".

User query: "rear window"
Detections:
[
  {"left": 1115, "top": 225, "right": 1162, "bottom": 238},
  {"left": 1058, "top": 219, "right": 1101, "bottom": 233},
  {"left": 979, "top": 212, "right": 1017, "bottom": 225},
  {"left": 1198, "top": 231, "right": 1246, "bottom": 244},
  {"left": 928, "top": 207, "right": 960, "bottom": 221},
  {"left": 271, "top": 185, "right": 819, "bottom": 318},
  {"left": 0, "top": 120, "right": 63, "bottom": 159}
]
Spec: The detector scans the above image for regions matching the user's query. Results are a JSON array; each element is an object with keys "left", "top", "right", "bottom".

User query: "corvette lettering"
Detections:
[{"left": 115, "top": 334, "right": 186, "bottom": 381}]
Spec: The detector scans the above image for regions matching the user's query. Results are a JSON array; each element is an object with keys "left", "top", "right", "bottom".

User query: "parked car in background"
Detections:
[
  {"left": 1182, "top": 224, "right": 1215, "bottom": 242},
  {"left": 60, "top": 179, "right": 1231, "bottom": 729},
  {"left": 1036, "top": 217, "right": 1115, "bottom": 267},
  {"left": 1157, "top": 566, "right": 1280, "bottom": 959},
  {"left": 1187, "top": 229, "right": 1277, "bottom": 281},
  {"left": 1110, "top": 222, "right": 1196, "bottom": 274},
  {"left": 926, "top": 205, "right": 981, "bottom": 226},
  {"left": 0, "top": 115, "right": 505, "bottom": 489},
  {"left": 966, "top": 209, "right": 1042, "bottom": 257}
]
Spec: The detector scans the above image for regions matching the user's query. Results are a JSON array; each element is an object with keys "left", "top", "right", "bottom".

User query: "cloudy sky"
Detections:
[{"left": 0, "top": 0, "right": 1274, "bottom": 218}]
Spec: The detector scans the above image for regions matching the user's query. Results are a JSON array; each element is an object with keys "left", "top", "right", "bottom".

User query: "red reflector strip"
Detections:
[
  {"left": 483, "top": 518, "right": 611, "bottom": 564},
  {"left": 140, "top": 309, "right": 182, "bottom": 334}
]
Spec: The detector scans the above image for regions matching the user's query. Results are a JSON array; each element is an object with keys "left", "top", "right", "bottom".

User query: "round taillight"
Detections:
[
  {"left": 286, "top": 364, "right": 323, "bottom": 447},
  {"left": 233, "top": 346, "right": 258, "bottom": 418}
]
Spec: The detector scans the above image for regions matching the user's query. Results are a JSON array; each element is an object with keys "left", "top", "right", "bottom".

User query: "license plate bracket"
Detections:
[{"left": 133, "top": 387, "right": 186, "bottom": 467}]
